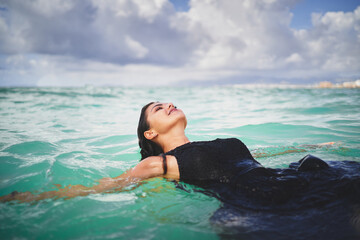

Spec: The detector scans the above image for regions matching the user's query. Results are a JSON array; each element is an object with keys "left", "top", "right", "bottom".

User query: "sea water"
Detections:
[{"left": 0, "top": 86, "right": 359, "bottom": 239}]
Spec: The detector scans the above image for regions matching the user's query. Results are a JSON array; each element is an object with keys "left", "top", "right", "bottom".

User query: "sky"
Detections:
[{"left": 0, "top": 0, "right": 359, "bottom": 87}]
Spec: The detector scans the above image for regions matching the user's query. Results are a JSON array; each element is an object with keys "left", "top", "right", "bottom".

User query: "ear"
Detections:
[{"left": 144, "top": 129, "right": 158, "bottom": 140}]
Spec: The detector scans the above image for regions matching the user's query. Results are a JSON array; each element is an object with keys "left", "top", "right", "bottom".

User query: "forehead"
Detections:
[{"left": 146, "top": 102, "right": 163, "bottom": 115}]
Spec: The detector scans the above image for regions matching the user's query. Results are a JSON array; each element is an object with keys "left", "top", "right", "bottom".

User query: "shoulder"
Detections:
[
  {"left": 213, "top": 138, "right": 244, "bottom": 145},
  {"left": 169, "top": 138, "right": 244, "bottom": 151},
  {"left": 138, "top": 155, "right": 180, "bottom": 180},
  {"left": 132, "top": 156, "right": 164, "bottom": 179},
  {"left": 138, "top": 155, "right": 165, "bottom": 169},
  {"left": 184, "top": 138, "right": 242, "bottom": 147},
  {"left": 212, "top": 138, "right": 249, "bottom": 152}
]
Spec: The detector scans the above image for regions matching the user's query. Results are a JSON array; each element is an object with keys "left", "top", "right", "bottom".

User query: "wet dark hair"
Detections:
[{"left": 137, "top": 102, "right": 163, "bottom": 160}]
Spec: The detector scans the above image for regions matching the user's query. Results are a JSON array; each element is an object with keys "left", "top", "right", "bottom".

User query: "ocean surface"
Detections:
[{"left": 0, "top": 86, "right": 359, "bottom": 239}]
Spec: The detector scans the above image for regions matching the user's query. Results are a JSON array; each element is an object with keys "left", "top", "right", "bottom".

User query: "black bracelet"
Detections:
[{"left": 160, "top": 153, "right": 167, "bottom": 175}]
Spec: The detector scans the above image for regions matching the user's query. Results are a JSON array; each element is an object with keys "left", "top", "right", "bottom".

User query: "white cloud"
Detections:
[
  {"left": 295, "top": 7, "right": 360, "bottom": 72},
  {"left": 0, "top": 0, "right": 359, "bottom": 86},
  {"left": 124, "top": 36, "right": 149, "bottom": 59},
  {"left": 132, "top": 0, "right": 168, "bottom": 22},
  {"left": 285, "top": 53, "right": 303, "bottom": 64},
  {"left": 0, "top": 0, "right": 194, "bottom": 64},
  {"left": 175, "top": 0, "right": 300, "bottom": 70}
]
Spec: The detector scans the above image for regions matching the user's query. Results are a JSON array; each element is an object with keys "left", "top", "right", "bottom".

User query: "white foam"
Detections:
[{"left": 88, "top": 193, "right": 137, "bottom": 202}]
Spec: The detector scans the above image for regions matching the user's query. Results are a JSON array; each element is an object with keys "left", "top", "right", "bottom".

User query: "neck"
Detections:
[{"left": 157, "top": 130, "right": 190, "bottom": 153}]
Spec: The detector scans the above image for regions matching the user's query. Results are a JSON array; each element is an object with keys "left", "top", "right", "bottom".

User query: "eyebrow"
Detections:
[{"left": 150, "top": 103, "right": 162, "bottom": 112}]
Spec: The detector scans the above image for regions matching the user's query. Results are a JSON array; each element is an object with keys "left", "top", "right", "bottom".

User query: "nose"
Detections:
[{"left": 167, "top": 102, "right": 174, "bottom": 109}]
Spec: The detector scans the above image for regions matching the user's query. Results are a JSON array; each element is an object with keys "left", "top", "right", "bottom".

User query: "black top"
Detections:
[
  {"left": 165, "top": 138, "right": 360, "bottom": 208},
  {"left": 165, "top": 138, "right": 360, "bottom": 239},
  {"left": 166, "top": 138, "right": 264, "bottom": 184}
]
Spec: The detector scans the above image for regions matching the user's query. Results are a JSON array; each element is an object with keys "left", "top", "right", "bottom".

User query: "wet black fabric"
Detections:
[
  {"left": 165, "top": 138, "right": 360, "bottom": 240},
  {"left": 166, "top": 138, "right": 264, "bottom": 185}
]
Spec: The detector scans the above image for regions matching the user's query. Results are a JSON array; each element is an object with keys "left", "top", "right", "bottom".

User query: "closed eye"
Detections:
[{"left": 155, "top": 107, "right": 162, "bottom": 112}]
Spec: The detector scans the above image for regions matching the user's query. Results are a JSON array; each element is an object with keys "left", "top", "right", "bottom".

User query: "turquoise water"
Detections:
[{"left": 0, "top": 86, "right": 359, "bottom": 239}]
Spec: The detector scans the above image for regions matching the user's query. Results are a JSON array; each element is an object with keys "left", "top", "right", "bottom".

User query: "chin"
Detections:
[{"left": 171, "top": 112, "right": 187, "bottom": 127}]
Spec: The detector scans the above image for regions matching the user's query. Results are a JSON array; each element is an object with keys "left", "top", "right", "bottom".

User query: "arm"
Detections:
[
  {"left": 0, "top": 156, "right": 165, "bottom": 203},
  {"left": 252, "top": 142, "right": 335, "bottom": 158},
  {"left": 252, "top": 148, "right": 306, "bottom": 158}
]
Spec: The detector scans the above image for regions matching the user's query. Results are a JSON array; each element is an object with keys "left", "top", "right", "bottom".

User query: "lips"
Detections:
[{"left": 169, "top": 108, "right": 177, "bottom": 115}]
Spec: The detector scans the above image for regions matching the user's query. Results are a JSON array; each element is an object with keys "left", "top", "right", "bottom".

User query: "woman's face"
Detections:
[{"left": 145, "top": 102, "right": 187, "bottom": 137}]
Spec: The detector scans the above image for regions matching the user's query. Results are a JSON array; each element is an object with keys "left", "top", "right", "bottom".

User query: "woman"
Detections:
[
  {"left": 1, "top": 103, "right": 360, "bottom": 232},
  {"left": 1, "top": 102, "right": 360, "bottom": 239},
  {"left": 134, "top": 102, "right": 360, "bottom": 240},
  {"left": 136, "top": 103, "right": 360, "bottom": 206},
  {"left": 0, "top": 102, "right": 359, "bottom": 204}
]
